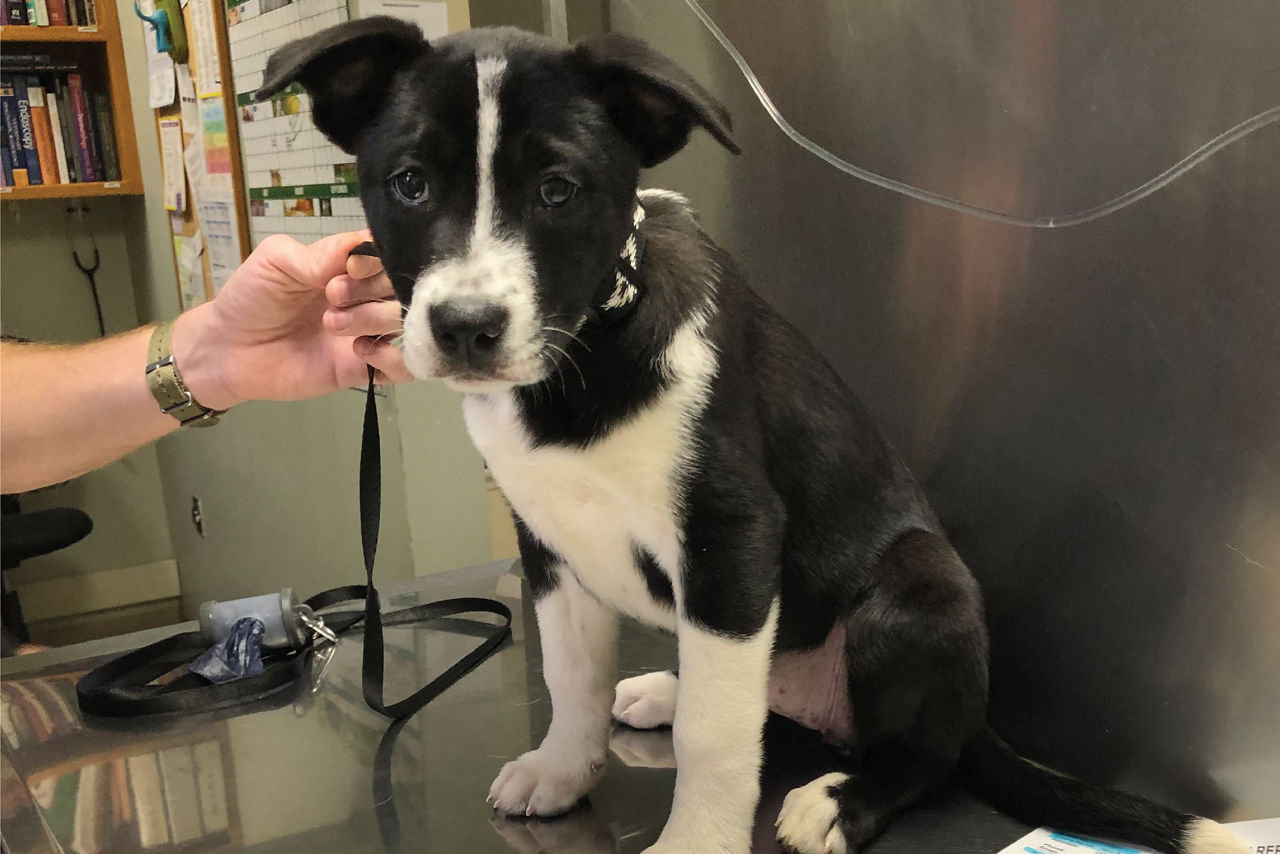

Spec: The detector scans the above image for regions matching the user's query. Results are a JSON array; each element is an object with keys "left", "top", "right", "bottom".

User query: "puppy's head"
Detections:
[{"left": 260, "top": 19, "right": 737, "bottom": 391}]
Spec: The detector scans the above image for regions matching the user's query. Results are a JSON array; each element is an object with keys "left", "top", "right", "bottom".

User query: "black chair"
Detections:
[{"left": 1, "top": 496, "right": 93, "bottom": 656}]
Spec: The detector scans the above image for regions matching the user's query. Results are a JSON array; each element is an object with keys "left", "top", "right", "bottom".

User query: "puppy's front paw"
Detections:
[
  {"left": 488, "top": 748, "right": 604, "bottom": 818},
  {"left": 612, "top": 670, "right": 678, "bottom": 729}
]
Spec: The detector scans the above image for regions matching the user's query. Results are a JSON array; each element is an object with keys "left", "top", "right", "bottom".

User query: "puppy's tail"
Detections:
[{"left": 957, "top": 725, "right": 1246, "bottom": 854}]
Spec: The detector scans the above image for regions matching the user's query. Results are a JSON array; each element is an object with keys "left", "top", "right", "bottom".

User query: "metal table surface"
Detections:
[{"left": 0, "top": 560, "right": 1030, "bottom": 853}]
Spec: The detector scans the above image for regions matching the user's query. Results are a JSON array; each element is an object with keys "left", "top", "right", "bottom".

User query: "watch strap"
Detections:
[{"left": 146, "top": 320, "right": 222, "bottom": 427}]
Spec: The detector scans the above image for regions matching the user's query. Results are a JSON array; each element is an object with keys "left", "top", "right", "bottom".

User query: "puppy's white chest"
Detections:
[{"left": 463, "top": 390, "right": 694, "bottom": 627}]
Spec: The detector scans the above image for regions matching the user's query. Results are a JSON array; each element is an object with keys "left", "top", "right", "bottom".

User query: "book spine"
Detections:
[
  {"left": 0, "top": 139, "right": 11, "bottom": 186},
  {"left": 45, "top": 86, "right": 70, "bottom": 183},
  {"left": 65, "top": 0, "right": 76, "bottom": 25},
  {"left": 12, "top": 75, "right": 42, "bottom": 184},
  {"left": 45, "top": 0, "right": 66, "bottom": 25},
  {"left": 67, "top": 73, "right": 94, "bottom": 181},
  {"left": 82, "top": 0, "right": 94, "bottom": 27},
  {"left": 85, "top": 84, "right": 103, "bottom": 179},
  {"left": 56, "top": 80, "right": 77, "bottom": 182},
  {"left": 0, "top": 76, "right": 24, "bottom": 175},
  {"left": 24, "top": 0, "right": 37, "bottom": 26},
  {"left": 92, "top": 91, "right": 119, "bottom": 181},
  {"left": 31, "top": 0, "right": 48, "bottom": 26},
  {"left": 5, "top": 0, "right": 28, "bottom": 25},
  {"left": 25, "top": 77, "right": 59, "bottom": 184}
]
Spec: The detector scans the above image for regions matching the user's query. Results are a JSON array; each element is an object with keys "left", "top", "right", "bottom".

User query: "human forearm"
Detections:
[{"left": 0, "top": 330, "right": 178, "bottom": 493}]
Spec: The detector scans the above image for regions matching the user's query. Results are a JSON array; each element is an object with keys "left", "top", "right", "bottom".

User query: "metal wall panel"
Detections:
[{"left": 614, "top": 0, "right": 1280, "bottom": 819}]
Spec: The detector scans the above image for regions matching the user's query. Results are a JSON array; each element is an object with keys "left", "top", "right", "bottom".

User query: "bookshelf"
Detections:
[{"left": 1, "top": 0, "right": 143, "bottom": 200}]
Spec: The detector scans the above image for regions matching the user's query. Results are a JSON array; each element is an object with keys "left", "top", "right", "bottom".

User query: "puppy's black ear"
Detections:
[
  {"left": 574, "top": 32, "right": 739, "bottom": 167},
  {"left": 257, "top": 16, "right": 428, "bottom": 153}
]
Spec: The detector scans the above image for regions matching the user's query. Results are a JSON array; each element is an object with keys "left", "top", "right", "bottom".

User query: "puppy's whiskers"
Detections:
[
  {"left": 544, "top": 341, "right": 586, "bottom": 391},
  {"left": 542, "top": 324, "right": 592, "bottom": 353}
]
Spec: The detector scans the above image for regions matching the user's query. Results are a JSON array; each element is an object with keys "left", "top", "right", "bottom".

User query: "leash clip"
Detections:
[{"left": 299, "top": 609, "right": 338, "bottom": 645}]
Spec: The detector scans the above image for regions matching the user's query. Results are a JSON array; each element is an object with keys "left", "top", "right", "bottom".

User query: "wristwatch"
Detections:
[{"left": 145, "top": 320, "right": 223, "bottom": 427}]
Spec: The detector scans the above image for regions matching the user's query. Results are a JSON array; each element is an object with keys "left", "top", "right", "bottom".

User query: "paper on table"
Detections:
[
  {"left": 176, "top": 64, "right": 199, "bottom": 132},
  {"left": 159, "top": 119, "right": 186, "bottom": 212},
  {"left": 199, "top": 188, "right": 243, "bottom": 293},
  {"left": 997, "top": 817, "right": 1280, "bottom": 854},
  {"left": 361, "top": 0, "right": 449, "bottom": 38},
  {"left": 190, "top": 0, "right": 222, "bottom": 98}
]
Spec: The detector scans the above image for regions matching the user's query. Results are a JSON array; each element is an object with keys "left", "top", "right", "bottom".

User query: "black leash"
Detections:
[{"left": 77, "top": 365, "right": 512, "bottom": 720}]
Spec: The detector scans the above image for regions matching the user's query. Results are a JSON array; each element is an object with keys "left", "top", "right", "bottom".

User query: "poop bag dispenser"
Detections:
[{"left": 191, "top": 588, "right": 318, "bottom": 683}]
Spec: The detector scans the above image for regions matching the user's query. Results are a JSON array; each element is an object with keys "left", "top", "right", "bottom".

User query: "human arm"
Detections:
[{"left": 0, "top": 230, "right": 408, "bottom": 493}]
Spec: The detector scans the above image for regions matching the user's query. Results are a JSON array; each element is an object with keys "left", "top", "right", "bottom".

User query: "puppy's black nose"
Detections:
[{"left": 428, "top": 301, "right": 510, "bottom": 362}]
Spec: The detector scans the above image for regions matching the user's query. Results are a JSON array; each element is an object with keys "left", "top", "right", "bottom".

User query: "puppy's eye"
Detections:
[
  {"left": 390, "top": 170, "right": 428, "bottom": 205},
  {"left": 539, "top": 176, "right": 577, "bottom": 207}
]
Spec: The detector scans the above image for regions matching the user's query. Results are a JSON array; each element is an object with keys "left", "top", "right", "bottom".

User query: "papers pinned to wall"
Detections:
[
  {"left": 159, "top": 119, "right": 186, "bottom": 211},
  {"left": 361, "top": 0, "right": 449, "bottom": 39}
]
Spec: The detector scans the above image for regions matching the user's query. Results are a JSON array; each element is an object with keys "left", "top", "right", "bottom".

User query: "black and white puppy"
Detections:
[{"left": 261, "top": 20, "right": 1246, "bottom": 854}]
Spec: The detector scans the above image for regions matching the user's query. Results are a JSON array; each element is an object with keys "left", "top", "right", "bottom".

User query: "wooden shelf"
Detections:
[
  {"left": 1, "top": 0, "right": 141, "bottom": 203},
  {"left": 0, "top": 24, "right": 107, "bottom": 43},
  {"left": 0, "top": 179, "right": 142, "bottom": 199}
]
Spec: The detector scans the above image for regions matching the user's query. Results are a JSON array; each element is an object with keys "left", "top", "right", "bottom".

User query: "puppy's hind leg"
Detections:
[
  {"left": 613, "top": 670, "right": 678, "bottom": 729},
  {"left": 776, "top": 530, "right": 989, "bottom": 854}
]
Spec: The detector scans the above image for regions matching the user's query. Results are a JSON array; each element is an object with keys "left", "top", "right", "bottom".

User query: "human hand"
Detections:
[{"left": 174, "top": 230, "right": 410, "bottom": 410}]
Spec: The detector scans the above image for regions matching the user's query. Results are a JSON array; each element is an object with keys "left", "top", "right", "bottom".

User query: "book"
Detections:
[
  {"left": 0, "top": 76, "right": 24, "bottom": 176},
  {"left": 31, "top": 0, "right": 48, "bottom": 26},
  {"left": 125, "top": 753, "right": 170, "bottom": 848},
  {"left": 25, "top": 77, "right": 60, "bottom": 184},
  {"left": 92, "top": 90, "right": 118, "bottom": 180},
  {"left": 82, "top": 0, "right": 95, "bottom": 27},
  {"left": 157, "top": 746, "right": 202, "bottom": 844},
  {"left": 5, "top": 0, "right": 28, "bottom": 24},
  {"left": 24, "top": 0, "right": 37, "bottom": 25},
  {"left": 45, "top": 86, "right": 70, "bottom": 183},
  {"left": 1, "top": 137, "right": 11, "bottom": 186},
  {"left": 1, "top": 54, "right": 54, "bottom": 70},
  {"left": 85, "top": 83, "right": 103, "bottom": 180},
  {"left": 56, "top": 79, "right": 78, "bottom": 181},
  {"left": 67, "top": 72, "right": 95, "bottom": 181},
  {"left": 72, "top": 762, "right": 102, "bottom": 854},
  {"left": 45, "top": 0, "right": 66, "bottom": 25},
  {"left": 192, "top": 740, "right": 229, "bottom": 833},
  {"left": 12, "top": 75, "right": 42, "bottom": 184}
]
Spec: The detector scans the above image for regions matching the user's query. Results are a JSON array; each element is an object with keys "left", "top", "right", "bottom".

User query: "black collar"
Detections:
[{"left": 586, "top": 200, "right": 647, "bottom": 327}]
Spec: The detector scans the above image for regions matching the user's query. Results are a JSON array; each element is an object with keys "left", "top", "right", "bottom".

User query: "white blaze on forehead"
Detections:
[{"left": 472, "top": 55, "right": 507, "bottom": 245}]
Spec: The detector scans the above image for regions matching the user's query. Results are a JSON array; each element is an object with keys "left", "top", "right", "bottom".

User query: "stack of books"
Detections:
[
  {"left": 0, "top": 53, "right": 121, "bottom": 187},
  {"left": 3, "top": 0, "right": 98, "bottom": 27}
]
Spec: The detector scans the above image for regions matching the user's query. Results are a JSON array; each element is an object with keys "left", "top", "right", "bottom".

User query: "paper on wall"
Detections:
[
  {"left": 997, "top": 817, "right": 1280, "bottom": 854},
  {"left": 190, "top": 0, "right": 223, "bottom": 98},
  {"left": 183, "top": 133, "right": 207, "bottom": 212},
  {"left": 176, "top": 63, "right": 199, "bottom": 132},
  {"left": 199, "top": 188, "right": 243, "bottom": 293},
  {"left": 140, "top": 0, "right": 177, "bottom": 108},
  {"left": 200, "top": 96, "right": 233, "bottom": 190},
  {"left": 360, "top": 0, "right": 449, "bottom": 39},
  {"left": 159, "top": 119, "right": 186, "bottom": 211},
  {"left": 177, "top": 230, "right": 207, "bottom": 309}
]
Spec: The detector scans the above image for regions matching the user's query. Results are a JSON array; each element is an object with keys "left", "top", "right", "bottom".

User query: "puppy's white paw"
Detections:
[
  {"left": 612, "top": 670, "right": 678, "bottom": 729},
  {"left": 488, "top": 748, "right": 604, "bottom": 818},
  {"left": 776, "top": 772, "right": 849, "bottom": 854}
]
